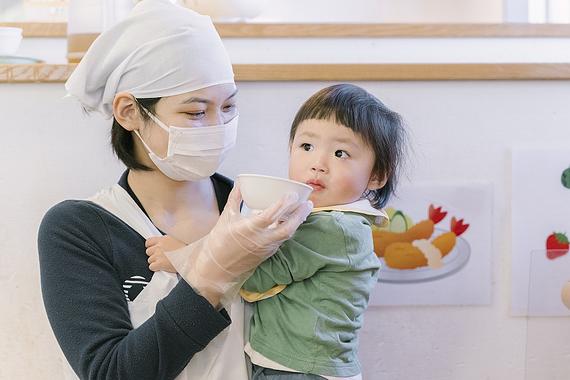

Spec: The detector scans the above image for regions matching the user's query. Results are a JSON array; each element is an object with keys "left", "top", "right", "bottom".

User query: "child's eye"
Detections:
[
  {"left": 335, "top": 150, "right": 349, "bottom": 158},
  {"left": 300, "top": 143, "right": 313, "bottom": 152}
]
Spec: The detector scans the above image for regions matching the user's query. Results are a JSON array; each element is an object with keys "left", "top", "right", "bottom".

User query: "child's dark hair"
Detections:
[
  {"left": 110, "top": 97, "right": 161, "bottom": 171},
  {"left": 289, "top": 84, "right": 406, "bottom": 209}
]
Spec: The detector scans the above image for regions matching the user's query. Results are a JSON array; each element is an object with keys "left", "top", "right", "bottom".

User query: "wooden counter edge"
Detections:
[
  {"left": 2, "top": 63, "right": 570, "bottom": 83},
  {"left": 4, "top": 22, "right": 570, "bottom": 38}
]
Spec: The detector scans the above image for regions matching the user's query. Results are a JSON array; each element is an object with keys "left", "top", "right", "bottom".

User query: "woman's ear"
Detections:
[
  {"left": 367, "top": 174, "right": 387, "bottom": 191},
  {"left": 113, "top": 92, "right": 140, "bottom": 131}
]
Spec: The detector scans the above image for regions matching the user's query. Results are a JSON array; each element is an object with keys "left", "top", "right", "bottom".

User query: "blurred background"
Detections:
[
  {"left": 1, "top": 1, "right": 570, "bottom": 379},
  {"left": 1, "top": 0, "right": 570, "bottom": 23}
]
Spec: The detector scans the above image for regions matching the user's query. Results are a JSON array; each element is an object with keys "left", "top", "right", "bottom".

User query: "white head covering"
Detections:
[{"left": 65, "top": 0, "right": 235, "bottom": 119}]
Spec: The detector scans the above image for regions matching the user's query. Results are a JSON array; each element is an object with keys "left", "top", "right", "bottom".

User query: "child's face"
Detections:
[{"left": 289, "top": 119, "right": 381, "bottom": 208}]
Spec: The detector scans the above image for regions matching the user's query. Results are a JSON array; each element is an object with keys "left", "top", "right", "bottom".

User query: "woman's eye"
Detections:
[
  {"left": 300, "top": 143, "right": 313, "bottom": 151},
  {"left": 223, "top": 103, "right": 237, "bottom": 112},
  {"left": 185, "top": 111, "right": 206, "bottom": 118},
  {"left": 335, "top": 150, "right": 349, "bottom": 158}
]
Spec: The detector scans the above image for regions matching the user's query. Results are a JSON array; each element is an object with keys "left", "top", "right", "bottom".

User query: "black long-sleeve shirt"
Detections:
[{"left": 38, "top": 171, "right": 233, "bottom": 380}]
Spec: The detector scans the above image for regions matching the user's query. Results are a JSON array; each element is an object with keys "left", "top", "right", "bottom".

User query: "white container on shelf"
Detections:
[
  {"left": 0, "top": 27, "right": 23, "bottom": 56},
  {"left": 183, "top": 0, "right": 267, "bottom": 21},
  {"left": 67, "top": 0, "right": 134, "bottom": 63}
]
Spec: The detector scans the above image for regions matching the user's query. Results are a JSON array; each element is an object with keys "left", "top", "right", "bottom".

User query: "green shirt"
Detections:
[{"left": 243, "top": 210, "right": 381, "bottom": 377}]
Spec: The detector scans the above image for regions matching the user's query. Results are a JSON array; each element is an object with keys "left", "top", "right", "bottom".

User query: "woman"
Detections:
[{"left": 37, "top": 1, "right": 312, "bottom": 379}]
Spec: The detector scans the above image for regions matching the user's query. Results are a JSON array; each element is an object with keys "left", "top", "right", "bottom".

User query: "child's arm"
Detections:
[
  {"left": 145, "top": 236, "right": 187, "bottom": 273},
  {"left": 242, "top": 214, "right": 345, "bottom": 293}
]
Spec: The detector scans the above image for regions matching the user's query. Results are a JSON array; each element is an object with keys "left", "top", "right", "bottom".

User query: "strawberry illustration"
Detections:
[{"left": 546, "top": 232, "right": 569, "bottom": 260}]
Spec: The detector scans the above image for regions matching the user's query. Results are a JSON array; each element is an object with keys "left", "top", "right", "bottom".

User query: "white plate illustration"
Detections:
[{"left": 377, "top": 231, "right": 471, "bottom": 283}]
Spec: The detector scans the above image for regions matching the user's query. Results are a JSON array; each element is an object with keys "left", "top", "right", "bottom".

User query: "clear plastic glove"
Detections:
[{"left": 165, "top": 182, "right": 312, "bottom": 307}]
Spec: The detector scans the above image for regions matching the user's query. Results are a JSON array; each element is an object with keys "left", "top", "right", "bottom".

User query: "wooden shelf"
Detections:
[
  {"left": 215, "top": 23, "right": 570, "bottom": 38},
  {"left": 0, "top": 22, "right": 66, "bottom": 37},
  {"left": 2, "top": 63, "right": 570, "bottom": 83},
  {"left": 0, "top": 64, "right": 75, "bottom": 82},
  {"left": 4, "top": 22, "right": 570, "bottom": 38},
  {"left": 234, "top": 63, "right": 570, "bottom": 81}
]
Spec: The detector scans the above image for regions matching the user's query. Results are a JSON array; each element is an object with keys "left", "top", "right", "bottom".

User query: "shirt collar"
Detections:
[{"left": 312, "top": 199, "right": 389, "bottom": 227}]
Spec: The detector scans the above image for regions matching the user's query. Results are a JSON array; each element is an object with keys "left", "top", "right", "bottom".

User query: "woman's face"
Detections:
[{"left": 137, "top": 82, "right": 238, "bottom": 159}]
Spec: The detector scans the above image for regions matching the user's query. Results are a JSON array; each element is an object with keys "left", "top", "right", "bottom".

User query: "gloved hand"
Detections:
[{"left": 165, "top": 182, "right": 312, "bottom": 307}]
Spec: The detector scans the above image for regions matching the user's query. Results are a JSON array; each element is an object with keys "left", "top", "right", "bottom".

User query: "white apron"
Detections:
[{"left": 63, "top": 184, "right": 248, "bottom": 380}]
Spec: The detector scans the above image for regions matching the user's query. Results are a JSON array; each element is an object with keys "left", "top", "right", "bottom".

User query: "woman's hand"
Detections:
[{"left": 165, "top": 182, "right": 312, "bottom": 307}]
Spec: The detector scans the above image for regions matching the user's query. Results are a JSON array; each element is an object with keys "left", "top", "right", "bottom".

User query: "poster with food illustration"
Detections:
[
  {"left": 525, "top": 250, "right": 570, "bottom": 380},
  {"left": 511, "top": 148, "right": 570, "bottom": 316},
  {"left": 369, "top": 182, "right": 492, "bottom": 306},
  {"left": 526, "top": 250, "right": 570, "bottom": 316}
]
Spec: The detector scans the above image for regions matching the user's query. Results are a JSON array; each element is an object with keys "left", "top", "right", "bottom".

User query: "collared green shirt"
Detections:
[{"left": 243, "top": 210, "right": 381, "bottom": 377}]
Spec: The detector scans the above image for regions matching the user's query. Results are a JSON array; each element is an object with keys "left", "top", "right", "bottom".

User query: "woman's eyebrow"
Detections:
[
  {"left": 181, "top": 97, "right": 210, "bottom": 105},
  {"left": 226, "top": 89, "right": 239, "bottom": 100},
  {"left": 180, "top": 89, "right": 239, "bottom": 105}
]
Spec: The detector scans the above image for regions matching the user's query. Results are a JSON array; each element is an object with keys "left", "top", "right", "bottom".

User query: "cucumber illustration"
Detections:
[{"left": 389, "top": 210, "right": 409, "bottom": 233}]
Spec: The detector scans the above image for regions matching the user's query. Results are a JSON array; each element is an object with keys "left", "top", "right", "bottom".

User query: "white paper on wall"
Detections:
[
  {"left": 525, "top": 250, "right": 570, "bottom": 380},
  {"left": 511, "top": 148, "right": 570, "bottom": 316},
  {"left": 369, "top": 182, "right": 493, "bottom": 306},
  {"left": 527, "top": 250, "right": 570, "bottom": 316}
]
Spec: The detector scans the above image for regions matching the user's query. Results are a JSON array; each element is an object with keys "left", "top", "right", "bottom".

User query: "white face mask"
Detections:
[{"left": 134, "top": 107, "right": 238, "bottom": 181}]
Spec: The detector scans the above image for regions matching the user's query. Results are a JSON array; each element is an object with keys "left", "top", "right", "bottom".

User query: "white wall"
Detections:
[
  {"left": 0, "top": 84, "right": 125, "bottom": 379},
  {"left": 2, "top": 79, "right": 570, "bottom": 379},
  {"left": 247, "top": 0, "right": 503, "bottom": 23},
  {"left": 3, "top": 0, "right": 504, "bottom": 23},
  {"left": 17, "top": 36, "right": 570, "bottom": 65}
]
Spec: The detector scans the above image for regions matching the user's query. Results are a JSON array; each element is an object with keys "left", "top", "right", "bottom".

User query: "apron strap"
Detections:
[{"left": 89, "top": 184, "right": 162, "bottom": 239}]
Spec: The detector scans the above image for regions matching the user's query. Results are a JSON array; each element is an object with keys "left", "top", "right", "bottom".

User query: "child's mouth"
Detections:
[{"left": 306, "top": 180, "right": 325, "bottom": 191}]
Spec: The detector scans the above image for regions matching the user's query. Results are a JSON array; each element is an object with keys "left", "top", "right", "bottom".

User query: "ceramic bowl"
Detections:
[
  {"left": 238, "top": 174, "right": 312, "bottom": 210},
  {"left": 0, "top": 27, "right": 23, "bottom": 55}
]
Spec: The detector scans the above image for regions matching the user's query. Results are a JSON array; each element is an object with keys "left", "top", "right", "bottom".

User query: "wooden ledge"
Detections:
[
  {"left": 4, "top": 22, "right": 570, "bottom": 38},
  {"left": 0, "top": 22, "right": 66, "bottom": 37},
  {"left": 216, "top": 23, "right": 570, "bottom": 38},
  {"left": 234, "top": 63, "right": 570, "bottom": 80},
  {"left": 2, "top": 63, "right": 570, "bottom": 83}
]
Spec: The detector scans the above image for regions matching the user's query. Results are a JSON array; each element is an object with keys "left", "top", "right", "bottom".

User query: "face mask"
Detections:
[{"left": 134, "top": 107, "right": 238, "bottom": 181}]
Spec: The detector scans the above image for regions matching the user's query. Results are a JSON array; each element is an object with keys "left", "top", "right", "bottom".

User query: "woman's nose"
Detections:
[
  {"left": 212, "top": 113, "right": 225, "bottom": 126},
  {"left": 205, "top": 110, "right": 226, "bottom": 126}
]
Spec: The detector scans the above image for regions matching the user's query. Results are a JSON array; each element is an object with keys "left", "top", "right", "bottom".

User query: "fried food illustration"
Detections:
[
  {"left": 373, "top": 205, "right": 447, "bottom": 257},
  {"left": 383, "top": 216, "right": 470, "bottom": 270}
]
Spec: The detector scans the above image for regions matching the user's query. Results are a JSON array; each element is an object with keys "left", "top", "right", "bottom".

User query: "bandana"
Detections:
[{"left": 65, "top": 0, "right": 234, "bottom": 118}]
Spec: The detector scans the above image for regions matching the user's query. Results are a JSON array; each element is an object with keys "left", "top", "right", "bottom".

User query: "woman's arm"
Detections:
[{"left": 38, "top": 200, "right": 229, "bottom": 380}]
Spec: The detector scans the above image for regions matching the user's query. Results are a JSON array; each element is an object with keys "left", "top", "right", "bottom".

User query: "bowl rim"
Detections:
[{"left": 237, "top": 174, "right": 313, "bottom": 191}]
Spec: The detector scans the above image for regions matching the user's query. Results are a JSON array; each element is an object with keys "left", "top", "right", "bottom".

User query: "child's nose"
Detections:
[{"left": 311, "top": 158, "right": 328, "bottom": 173}]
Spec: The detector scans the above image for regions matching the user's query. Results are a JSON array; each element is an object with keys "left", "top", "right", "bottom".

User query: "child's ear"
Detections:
[{"left": 367, "top": 175, "right": 387, "bottom": 191}]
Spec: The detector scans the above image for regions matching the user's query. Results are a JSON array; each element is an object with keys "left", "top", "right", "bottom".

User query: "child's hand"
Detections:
[{"left": 145, "top": 235, "right": 187, "bottom": 273}]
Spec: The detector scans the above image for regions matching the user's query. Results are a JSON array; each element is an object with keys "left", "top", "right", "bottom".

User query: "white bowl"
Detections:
[
  {"left": 0, "top": 27, "right": 23, "bottom": 55},
  {"left": 238, "top": 174, "right": 313, "bottom": 210}
]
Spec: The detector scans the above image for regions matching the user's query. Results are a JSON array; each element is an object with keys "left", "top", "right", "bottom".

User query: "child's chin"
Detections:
[{"left": 309, "top": 197, "right": 326, "bottom": 208}]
